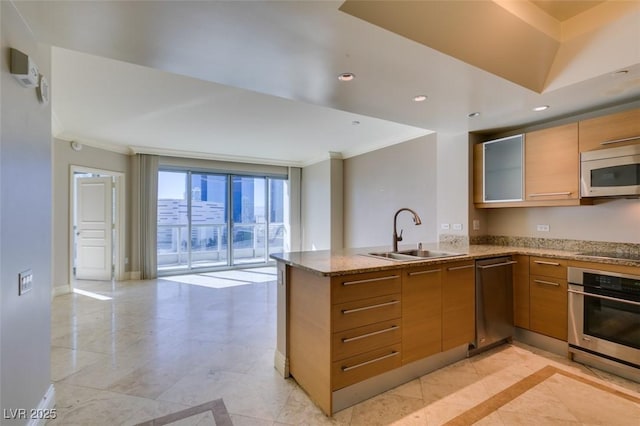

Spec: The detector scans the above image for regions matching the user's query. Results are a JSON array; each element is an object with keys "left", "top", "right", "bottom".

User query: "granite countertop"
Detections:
[{"left": 270, "top": 242, "right": 640, "bottom": 276}]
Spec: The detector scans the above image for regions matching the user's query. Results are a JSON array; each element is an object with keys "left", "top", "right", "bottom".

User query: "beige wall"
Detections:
[
  {"left": 301, "top": 158, "right": 333, "bottom": 251},
  {"left": 1, "top": 1, "right": 53, "bottom": 419},
  {"left": 344, "top": 135, "right": 438, "bottom": 248},
  {"left": 52, "top": 139, "right": 131, "bottom": 289},
  {"left": 486, "top": 200, "right": 640, "bottom": 243},
  {"left": 435, "top": 132, "right": 480, "bottom": 239}
]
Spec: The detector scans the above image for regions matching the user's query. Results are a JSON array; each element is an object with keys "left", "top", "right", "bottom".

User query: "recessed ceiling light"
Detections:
[
  {"left": 413, "top": 95, "right": 427, "bottom": 102},
  {"left": 612, "top": 70, "right": 629, "bottom": 76},
  {"left": 351, "top": 120, "right": 360, "bottom": 126},
  {"left": 338, "top": 72, "right": 355, "bottom": 82},
  {"left": 533, "top": 105, "right": 550, "bottom": 112},
  {"left": 468, "top": 112, "right": 480, "bottom": 118}
]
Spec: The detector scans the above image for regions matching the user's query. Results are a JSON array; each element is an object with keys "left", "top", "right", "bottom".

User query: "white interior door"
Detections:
[{"left": 76, "top": 176, "right": 113, "bottom": 280}]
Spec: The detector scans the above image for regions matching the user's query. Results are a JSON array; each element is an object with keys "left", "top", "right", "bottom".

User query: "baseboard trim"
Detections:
[
  {"left": 52, "top": 285, "right": 71, "bottom": 298},
  {"left": 129, "top": 271, "right": 141, "bottom": 280},
  {"left": 274, "top": 349, "right": 289, "bottom": 378},
  {"left": 332, "top": 344, "right": 468, "bottom": 414},
  {"left": 514, "top": 328, "right": 567, "bottom": 357},
  {"left": 26, "top": 384, "right": 55, "bottom": 426}
]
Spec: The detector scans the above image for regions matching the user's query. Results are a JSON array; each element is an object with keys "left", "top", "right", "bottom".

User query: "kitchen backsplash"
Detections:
[{"left": 467, "top": 234, "right": 640, "bottom": 257}]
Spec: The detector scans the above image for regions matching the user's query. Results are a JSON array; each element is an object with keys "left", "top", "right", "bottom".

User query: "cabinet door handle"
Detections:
[
  {"left": 476, "top": 261, "right": 518, "bottom": 270},
  {"left": 341, "top": 300, "right": 399, "bottom": 315},
  {"left": 447, "top": 264, "right": 474, "bottom": 271},
  {"left": 528, "top": 192, "right": 571, "bottom": 197},
  {"left": 534, "top": 260, "right": 560, "bottom": 266},
  {"left": 342, "top": 325, "right": 400, "bottom": 343},
  {"left": 600, "top": 136, "right": 640, "bottom": 146},
  {"left": 342, "top": 275, "right": 399, "bottom": 286},
  {"left": 408, "top": 269, "right": 441, "bottom": 276},
  {"left": 534, "top": 279, "right": 560, "bottom": 287},
  {"left": 341, "top": 351, "right": 399, "bottom": 372}
]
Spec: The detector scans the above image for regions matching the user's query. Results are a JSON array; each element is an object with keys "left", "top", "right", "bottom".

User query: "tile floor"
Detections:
[{"left": 50, "top": 267, "right": 640, "bottom": 425}]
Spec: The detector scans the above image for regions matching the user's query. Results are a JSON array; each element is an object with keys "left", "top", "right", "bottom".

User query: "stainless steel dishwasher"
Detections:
[{"left": 473, "top": 256, "right": 517, "bottom": 353}]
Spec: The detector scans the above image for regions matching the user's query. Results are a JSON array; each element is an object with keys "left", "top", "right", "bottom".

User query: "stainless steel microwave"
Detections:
[{"left": 581, "top": 144, "right": 640, "bottom": 197}]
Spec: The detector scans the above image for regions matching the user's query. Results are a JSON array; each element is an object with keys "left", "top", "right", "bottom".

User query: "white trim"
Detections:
[
  {"left": 273, "top": 350, "right": 289, "bottom": 378},
  {"left": 130, "top": 145, "right": 303, "bottom": 168},
  {"left": 69, "top": 166, "right": 126, "bottom": 287},
  {"left": 55, "top": 135, "right": 132, "bottom": 155},
  {"left": 339, "top": 130, "right": 433, "bottom": 160},
  {"left": 114, "top": 175, "right": 127, "bottom": 281},
  {"left": 129, "top": 271, "right": 142, "bottom": 281},
  {"left": 26, "top": 384, "right": 55, "bottom": 426},
  {"left": 52, "top": 285, "right": 71, "bottom": 298}
]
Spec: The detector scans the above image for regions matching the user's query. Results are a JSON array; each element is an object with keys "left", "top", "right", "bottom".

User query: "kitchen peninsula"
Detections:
[{"left": 271, "top": 242, "right": 640, "bottom": 415}]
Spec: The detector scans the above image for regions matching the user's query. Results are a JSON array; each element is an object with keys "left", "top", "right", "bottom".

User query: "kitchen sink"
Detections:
[{"left": 365, "top": 249, "right": 464, "bottom": 262}]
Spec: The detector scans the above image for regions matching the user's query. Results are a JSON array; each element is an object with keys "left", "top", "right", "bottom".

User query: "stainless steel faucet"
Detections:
[{"left": 393, "top": 208, "right": 422, "bottom": 252}]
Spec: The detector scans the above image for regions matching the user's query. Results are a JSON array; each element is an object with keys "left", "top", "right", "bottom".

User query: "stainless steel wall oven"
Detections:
[{"left": 568, "top": 267, "right": 640, "bottom": 382}]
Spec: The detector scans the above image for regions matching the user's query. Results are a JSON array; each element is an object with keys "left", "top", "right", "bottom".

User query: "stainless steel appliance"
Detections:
[
  {"left": 568, "top": 267, "right": 640, "bottom": 382},
  {"left": 581, "top": 144, "right": 640, "bottom": 197},
  {"left": 473, "top": 257, "right": 517, "bottom": 353}
]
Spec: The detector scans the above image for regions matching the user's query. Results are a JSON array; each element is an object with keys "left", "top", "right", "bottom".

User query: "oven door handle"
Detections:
[{"left": 568, "top": 289, "right": 640, "bottom": 307}]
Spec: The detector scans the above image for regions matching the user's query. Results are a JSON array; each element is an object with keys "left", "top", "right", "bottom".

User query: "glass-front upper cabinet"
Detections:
[{"left": 482, "top": 134, "right": 524, "bottom": 202}]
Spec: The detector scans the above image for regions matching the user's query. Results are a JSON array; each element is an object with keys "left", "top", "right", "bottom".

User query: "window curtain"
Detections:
[{"left": 133, "top": 153, "right": 159, "bottom": 279}]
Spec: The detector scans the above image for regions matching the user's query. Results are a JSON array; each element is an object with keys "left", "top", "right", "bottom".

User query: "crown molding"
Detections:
[{"left": 128, "top": 145, "right": 304, "bottom": 168}]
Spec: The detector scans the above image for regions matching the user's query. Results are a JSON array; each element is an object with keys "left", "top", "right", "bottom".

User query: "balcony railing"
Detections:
[{"left": 158, "top": 222, "right": 285, "bottom": 270}]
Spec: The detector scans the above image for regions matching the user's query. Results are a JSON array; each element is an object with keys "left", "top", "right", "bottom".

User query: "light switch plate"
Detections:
[
  {"left": 472, "top": 219, "right": 480, "bottom": 230},
  {"left": 536, "top": 224, "right": 550, "bottom": 232},
  {"left": 441, "top": 223, "right": 450, "bottom": 230},
  {"left": 453, "top": 223, "right": 463, "bottom": 231},
  {"left": 18, "top": 269, "right": 33, "bottom": 295}
]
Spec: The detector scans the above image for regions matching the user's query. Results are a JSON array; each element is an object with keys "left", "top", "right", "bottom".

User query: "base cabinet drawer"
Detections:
[
  {"left": 332, "top": 319, "right": 401, "bottom": 361},
  {"left": 332, "top": 294, "right": 401, "bottom": 332},
  {"left": 331, "top": 344, "right": 402, "bottom": 390},
  {"left": 530, "top": 257, "right": 567, "bottom": 279},
  {"left": 530, "top": 275, "right": 568, "bottom": 340},
  {"left": 331, "top": 271, "right": 401, "bottom": 304}
]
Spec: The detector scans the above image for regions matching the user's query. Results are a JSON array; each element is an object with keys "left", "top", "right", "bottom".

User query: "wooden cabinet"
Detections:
[
  {"left": 474, "top": 135, "right": 524, "bottom": 206},
  {"left": 579, "top": 108, "right": 640, "bottom": 152},
  {"left": 330, "top": 271, "right": 402, "bottom": 390},
  {"left": 401, "top": 265, "right": 442, "bottom": 364},
  {"left": 442, "top": 260, "right": 476, "bottom": 351},
  {"left": 288, "top": 267, "right": 402, "bottom": 415},
  {"left": 473, "top": 109, "right": 640, "bottom": 208},
  {"left": 513, "top": 255, "right": 530, "bottom": 329},
  {"left": 288, "top": 257, "right": 480, "bottom": 415},
  {"left": 529, "top": 257, "right": 568, "bottom": 341},
  {"left": 525, "top": 123, "right": 579, "bottom": 202}
]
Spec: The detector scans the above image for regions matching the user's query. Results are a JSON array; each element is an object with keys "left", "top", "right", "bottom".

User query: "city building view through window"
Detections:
[{"left": 157, "top": 170, "right": 287, "bottom": 273}]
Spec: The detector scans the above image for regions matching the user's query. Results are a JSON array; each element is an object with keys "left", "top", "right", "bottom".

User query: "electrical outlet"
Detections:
[
  {"left": 18, "top": 270, "right": 33, "bottom": 295},
  {"left": 441, "top": 223, "right": 450, "bottom": 230},
  {"left": 453, "top": 223, "right": 463, "bottom": 231},
  {"left": 536, "top": 224, "right": 550, "bottom": 232},
  {"left": 472, "top": 219, "right": 480, "bottom": 231}
]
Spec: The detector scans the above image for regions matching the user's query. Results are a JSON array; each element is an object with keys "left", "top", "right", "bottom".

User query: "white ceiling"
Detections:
[{"left": 13, "top": 0, "right": 640, "bottom": 167}]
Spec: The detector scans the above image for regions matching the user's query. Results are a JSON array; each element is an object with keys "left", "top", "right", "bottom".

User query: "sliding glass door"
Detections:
[
  {"left": 191, "top": 173, "right": 228, "bottom": 268},
  {"left": 157, "top": 170, "right": 287, "bottom": 274},
  {"left": 157, "top": 171, "right": 189, "bottom": 272},
  {"left": 232, "top": 176, "right": 266, "bottom": 265}
]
